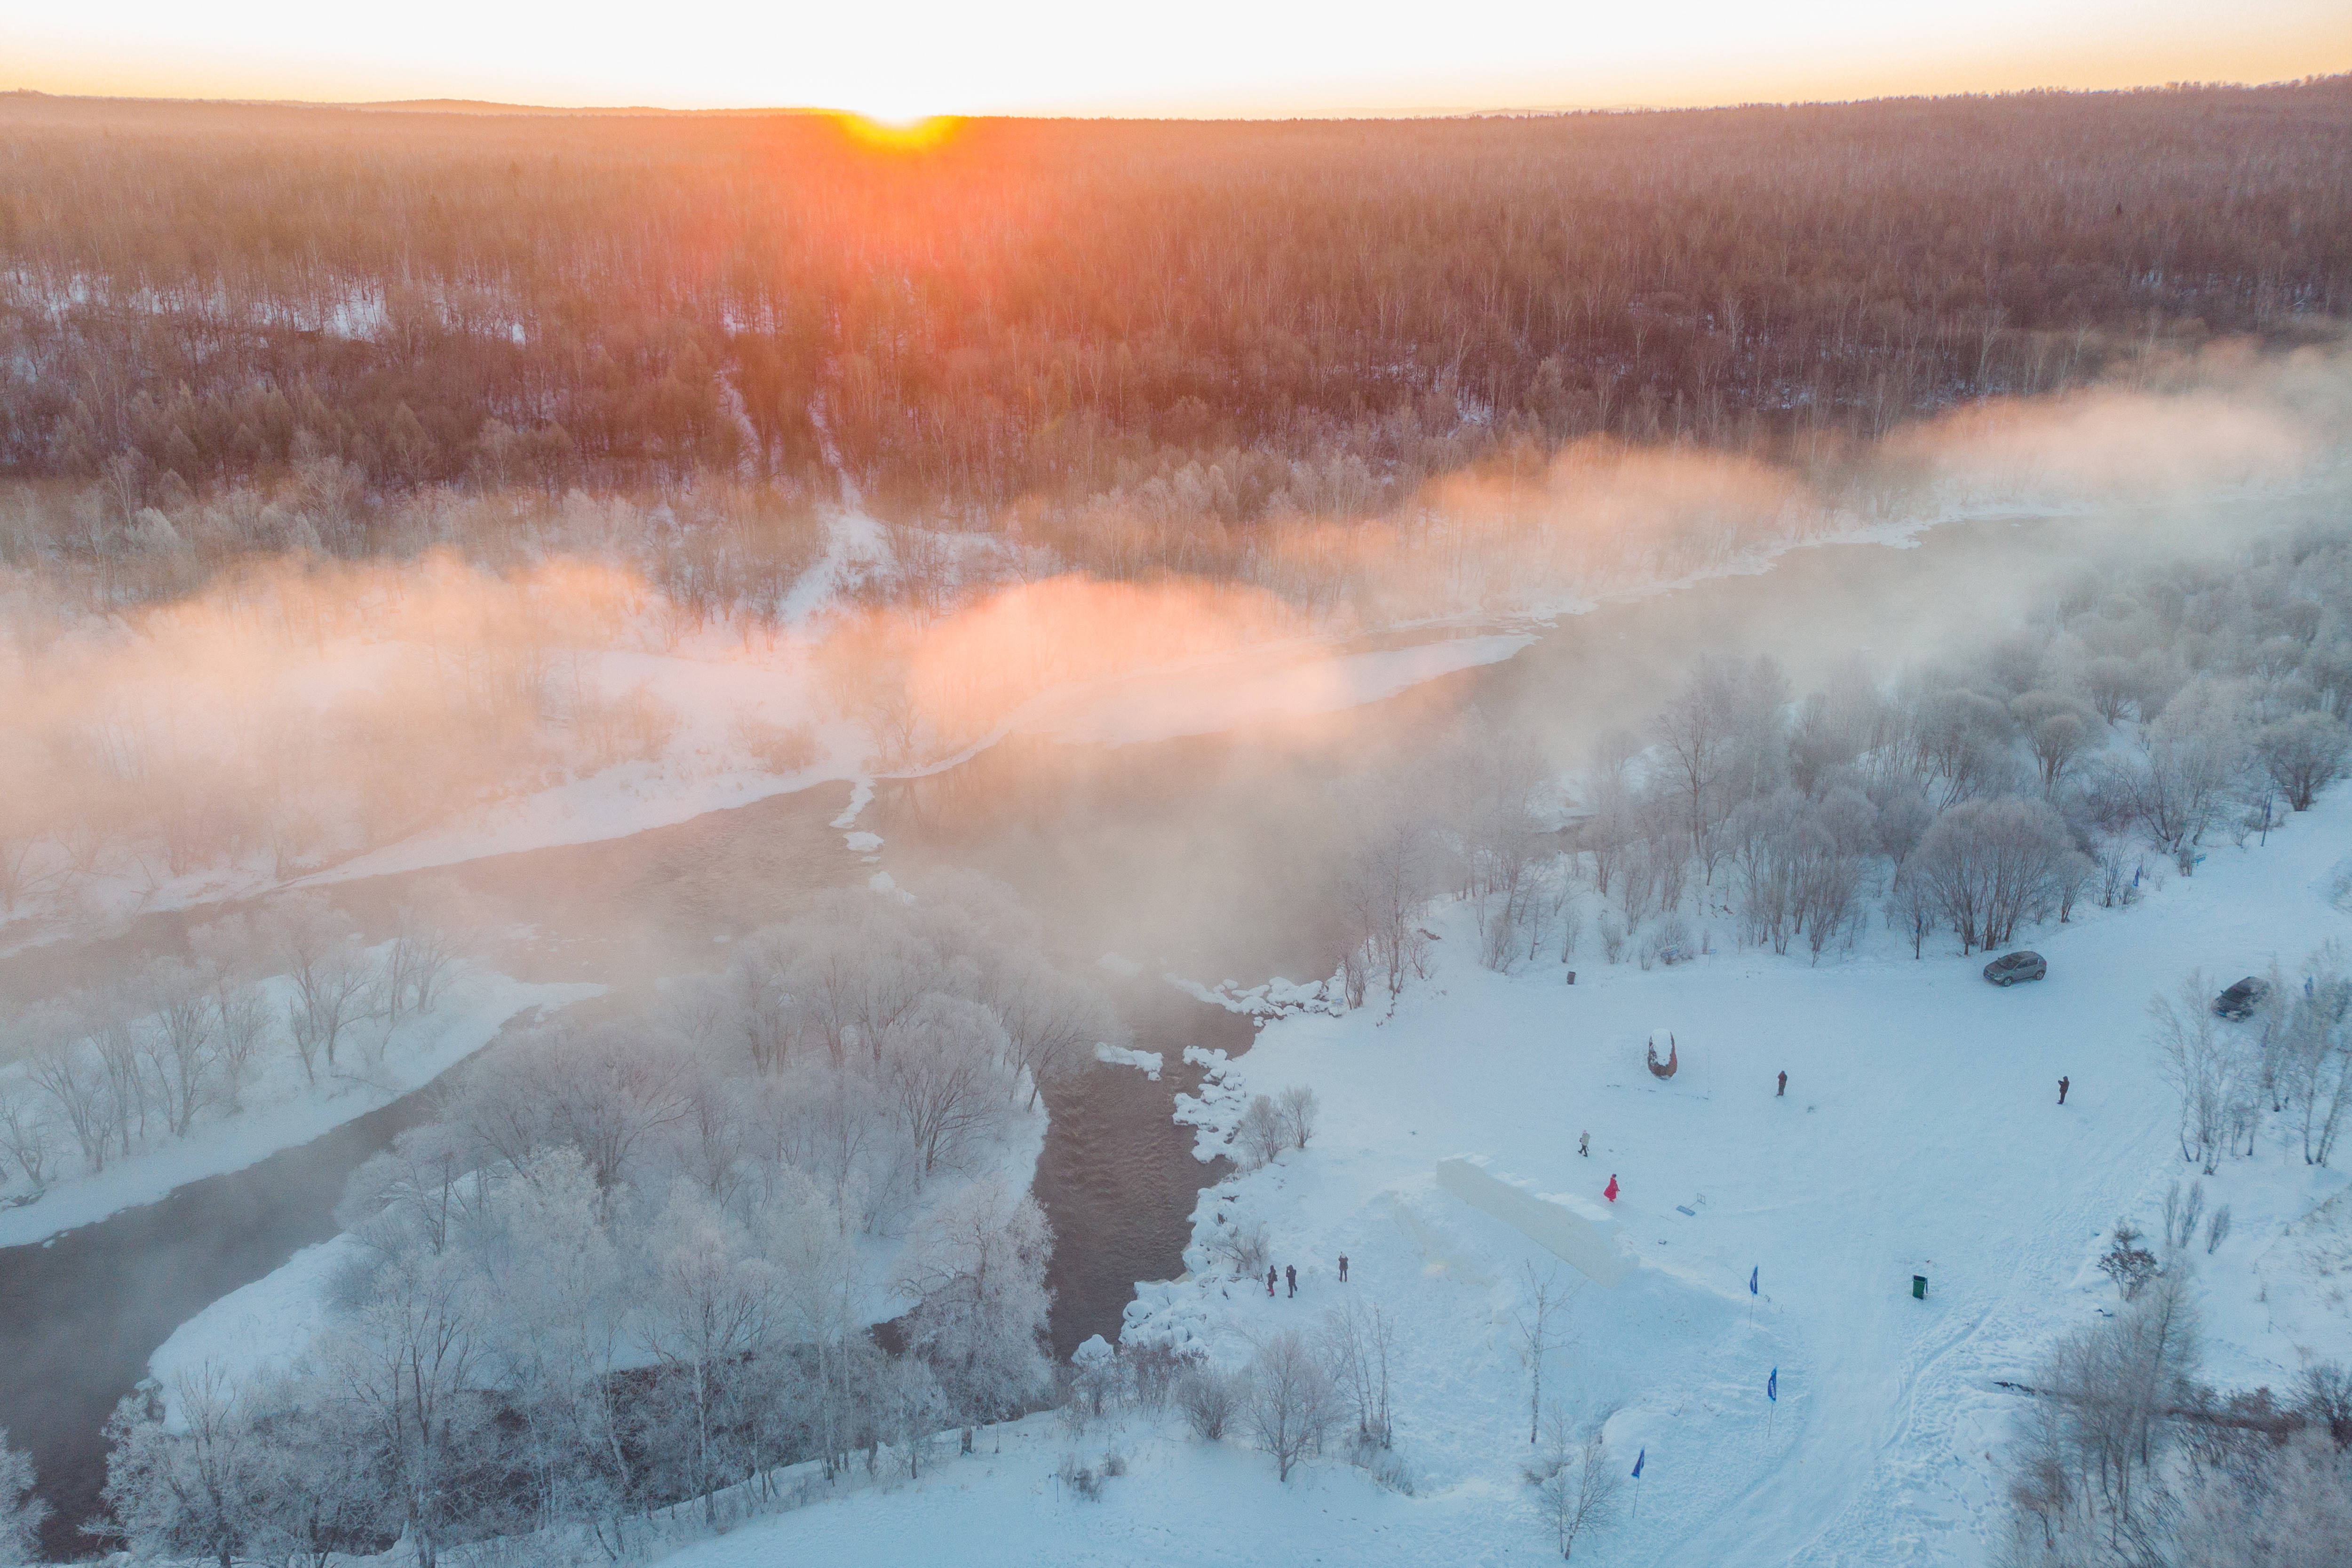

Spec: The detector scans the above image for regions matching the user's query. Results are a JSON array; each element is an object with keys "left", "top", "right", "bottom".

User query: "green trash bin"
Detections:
[{"left": 1912, "top": 1274, "right": 1927, "bottom": 1300}]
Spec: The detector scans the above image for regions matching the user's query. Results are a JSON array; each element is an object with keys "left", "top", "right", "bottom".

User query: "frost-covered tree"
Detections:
[
  {"left": 884, "top": 993, "right": 1014, "bottom": 1179},
  {"left": 1906, "top": 795, "right": 2086, "bottom": 954},
  {"left": 1335, "top": 806, "right": 1439, "bottom": 1010},
  {"left": 983, "top": 952, "right": 1125, "bottom": 1111},
  {"left": 0, "top": 1426, "right": 47, "bottom": 1568},
  {"left": 1071, "top": 1335, "right": 1120, "bottom": 1418},
  {"left": 1244, "top": 1330, "right": 1341, "bottom": 1481},
  {"left": 1235, "top": 1094, "right": 1289, "bottom": 1169},
  {"left": 2113, "top": 677, "right": 2249, "bottom": 871},
  {"left": 896, "top": 1174, "right": 1054, "bottom": 1451},
  {"left": 1525, "top": 1407, "right": 1620, "bottom": 1560},
  {"left": 267, "top": 894, "right": 378, "bottom": 1082},
  {"left": 321, "top": 1234, "right": 495, "bottom": 1568},
  {"left": 21, "top": 1004, "right": 119, "bottom": 1172},
  {"left": 137, "top": 957, "right": 219, "bottom": 1138},
  {"left": 2151, "top": 974, "right": 2251, "bottom": 1173},
  {"left": 2258, "top": 711, "right": 2352, "bottom": 812},
  {"left": 631, "top": 1180, "right": 782, "bottom": 1521},
  {"left": 1278, "top": 1084, "right": 1320, "bottom": 1149},
  {"left": 101, "top": 1370, "right": 270, "bottom": 1568}
]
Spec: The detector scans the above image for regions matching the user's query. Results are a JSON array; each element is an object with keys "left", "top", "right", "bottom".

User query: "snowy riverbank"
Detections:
[
  {"left": 623, "top": 785, "right": 2352, "bottom": 1568},
  {"left": 0, "top": 973, "right": 599, "bottom": 1249}
]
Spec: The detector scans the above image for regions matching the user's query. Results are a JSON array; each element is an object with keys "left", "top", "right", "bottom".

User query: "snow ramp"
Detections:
[{"left": 1435, "top": 1155, "right": 1633, "bottom": 1287}]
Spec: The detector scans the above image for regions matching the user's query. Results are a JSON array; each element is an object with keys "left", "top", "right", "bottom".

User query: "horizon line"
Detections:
[{"left": 7, "top": 73, "right": 2347, "bottom": 125}]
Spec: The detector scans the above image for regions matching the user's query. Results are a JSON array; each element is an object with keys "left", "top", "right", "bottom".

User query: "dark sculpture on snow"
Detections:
[{"left": 1646, "top": 1033, "right": 1679, "bottom": 1079}]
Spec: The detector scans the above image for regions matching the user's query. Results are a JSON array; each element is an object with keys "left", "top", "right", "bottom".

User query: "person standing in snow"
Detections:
[
  {"left": 1604, "top": 1173, "right": 1620, "bottom": 1202},
  {"left": 1266, "top": 1265, "right": 1278, "bottom": 1296},
  {"left": 1777, "top": 1070, "right": 1787, "bottom": 1097},
  {"left": 1285, "top": 1264, "right": 1297, "bottom": 1298},
  {"left": 1338, "top": 1254, "right": 1349, "bottom": 1282},
  {"left": 1578, "top": 1131, "right": 1590, "bottom": 1157},
  {"left": 2058, "top": 1075, "right": 2070, "bottom": 1106}
]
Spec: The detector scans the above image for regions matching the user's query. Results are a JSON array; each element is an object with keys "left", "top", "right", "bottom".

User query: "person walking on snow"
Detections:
[
  {"left": 2058, "top": 1075, "right": 2070, "bottom": 1106},
  {"left": 1285, "top": 1264, "right": 1297, "bottom": 1298},
  {"left": 1338, "top": 1254, "right": 1349, "bottom": 1282},
  {"left": 1266, "top": 1265, "right": 1278, "bottom": 1296},
  {"left": 1578, "top": 1131, "right": 1590, "bottom": 1158},
  {"left": 1777, "top": 1070, "right": 1787, "bottom": 1097},
  {"left": 1604, "top": 1173, "right": 1620, "bottom": 1202}
]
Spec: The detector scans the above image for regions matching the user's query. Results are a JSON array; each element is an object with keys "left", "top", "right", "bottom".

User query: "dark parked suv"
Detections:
[
  {"left": 1983, "top": 951, "right": 2047, "bottom": 986},
  {"left": 2213, "top": 976, "right": 2270, "bottom": 1020}
]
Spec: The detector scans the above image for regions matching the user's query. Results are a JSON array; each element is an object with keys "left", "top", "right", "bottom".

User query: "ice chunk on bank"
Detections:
[{"left": 1095, "top": 1043, "right": 1164, "bottom": 1079}]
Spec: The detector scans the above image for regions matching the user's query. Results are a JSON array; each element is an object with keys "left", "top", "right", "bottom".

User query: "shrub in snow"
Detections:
[
  {"left": 2204, "top": 1203, "right": 2232, "bottom": 1255},
  {"left": 1524, "top": 1408, "right": 1618, "bottom": 1560},
  {"left": 2161, "top": 1180, "right": 2205, "bottom": 1254},
  {"left": 1175, "top": 1367, "right": 1240, "bottom": 1442},
  {"left": 2297, "top": 1363, "right": 2352, "bottom": 1449},
  {"left": 875, "top": 1355, "right": 951, "bottom": 1480},
  {"left": 1278, "top": 1084, "right": 1319, "bottom": 1150},
  {"left": 732, "top": 715, "right": 820, "bottom": 774},
  {"left": 1354, "top": 1437, "right": 1415, "bottom": 1496},
  {"left": 1235, "top": 1095, "right": 1288, "bottom": 1168},
  {"left": 1072, "top": 1335, "right": 1120, "bottom": 1418},
  {"left": 1124, "top": 1340, "right": 1199, "bottom": 1408},
  {"left": 2096, "top": 1220, "right": 2158, "bottom": 1300},
  {"left": 1207, "top": 1218, "right": 1271, "bottom": 1278},
  {"left": 1555, "top": 894, "right": 1583, "bottom": 963},
  {"left": 1638, "top": 912, "right": 1693, "bottom": 970},
  {"left": 2145, "top": 973, "right": 2249, "bottom": 1171},
  {"left": 1598, "top": 912, "right": 1628, "bottom": 965},
  {"left": 1057, "top": 1454, "right": 1102, "bottom": 1501},
  {"left": 0, "top": 1082, "right": 52, "bottom": 1192}
]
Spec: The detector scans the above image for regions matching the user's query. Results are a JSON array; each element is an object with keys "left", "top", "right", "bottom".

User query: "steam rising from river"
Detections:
[{"left": 1, "top": 341, "right": 2346, "bottom": 947}]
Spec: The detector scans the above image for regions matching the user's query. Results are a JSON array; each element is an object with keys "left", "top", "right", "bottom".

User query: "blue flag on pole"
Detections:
[
  {"left": 1748, "top": 1267, "right": 1758, "bottom": 1295},
  {"left": 1631, "top": 1448, "right": 1645, "bottom": 1479},
  {"left": 1768, "top": 1367, "right": 1778, "bottom": 1402}
]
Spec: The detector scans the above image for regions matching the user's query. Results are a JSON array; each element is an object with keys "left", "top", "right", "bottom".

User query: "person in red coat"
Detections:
[{"left": 1604, "top": 1173, "right": 1620, "bottom": 1202}]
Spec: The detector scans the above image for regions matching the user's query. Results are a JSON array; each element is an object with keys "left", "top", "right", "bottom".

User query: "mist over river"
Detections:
[{"left": 0, "top": 498, "right": 2298, "bottom": 1552}]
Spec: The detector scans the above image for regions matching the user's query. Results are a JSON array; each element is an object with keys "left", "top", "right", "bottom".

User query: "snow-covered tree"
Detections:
[
  {"left": 883, "top": 994, "right": 1013, "bottom": 1179},
  {"left": 0, "top": 1426, "right": 47, "bottom": 1568},
  {"left": 1525, "top": 1407, "right": 1620, "bottom": 1560},
  {"left": 632, "top": 1180, "right": 783, "bottom": 1521},
  {"left": 2151, "top": 974, "right": 2251, "bottom": 1173},
  {"left": 1244, "top": 1329, "right": 1341, "bottom": 1482},
  {"left": 101, "top": 1370, "right": 270, "bottom": 1568},
  {"left": 267, "top": 894, "right": 377, "bottom": 1082},
  {"left": 895, "top": 1174, "right": 1054, "bottom": 1451}
]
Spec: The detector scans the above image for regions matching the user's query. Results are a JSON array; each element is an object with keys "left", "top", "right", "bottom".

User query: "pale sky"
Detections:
[{"left": 2, "top": 0, "right": 2346, "bottom": 119}]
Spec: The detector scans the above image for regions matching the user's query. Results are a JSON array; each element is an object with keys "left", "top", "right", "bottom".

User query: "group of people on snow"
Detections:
[{"left": 1263, "top": 1255, "right": 1350, "bottom": 1296}]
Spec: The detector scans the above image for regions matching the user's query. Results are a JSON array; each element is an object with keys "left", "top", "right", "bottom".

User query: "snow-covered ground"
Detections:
[
  {"left": 623, "top": 792, "right": 2352, "bottom": 1568},
  {"left": 0, "top": 971, "right": 599, "bottom": 1248}
]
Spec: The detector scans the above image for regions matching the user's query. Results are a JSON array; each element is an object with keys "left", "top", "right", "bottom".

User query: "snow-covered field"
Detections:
[
  {"left": 0, "top": 971, "right": 599, "bottom": 1248},
  {"left": 626, "top": 790, "right": 2352, "bottom": 1568}
]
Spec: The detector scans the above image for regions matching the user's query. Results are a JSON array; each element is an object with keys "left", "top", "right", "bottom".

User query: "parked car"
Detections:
[
  {"left": 1983, "top": 951, "right": 2047, "bottom": 986},
  {"left": 2213, "top": 976, "right": 2271, "bottom": 1020}
]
